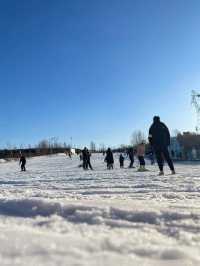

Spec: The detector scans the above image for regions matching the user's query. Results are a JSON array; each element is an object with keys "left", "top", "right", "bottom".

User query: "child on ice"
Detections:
[
  {"left": 137, "top": 142, "right": 148, "bottom": 171},
  {"left": 105, "top": 148, "right": 114, "bottom": 170},
  {"left": 119, "top": 153, "right": 124, "bottom": 168}
]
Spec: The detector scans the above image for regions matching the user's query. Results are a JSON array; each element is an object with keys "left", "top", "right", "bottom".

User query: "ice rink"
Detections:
[{"left": 0, "top": 153, "right": 199, "bottom": 266}]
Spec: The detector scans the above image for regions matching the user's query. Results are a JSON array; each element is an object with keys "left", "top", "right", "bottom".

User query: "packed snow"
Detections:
[{"left": 0, "top": 153, "right": 200, "bottom": 266}]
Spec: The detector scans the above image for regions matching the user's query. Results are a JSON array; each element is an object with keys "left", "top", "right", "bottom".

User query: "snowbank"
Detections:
[{"left": 0, "top": 198, "right": 199, "bottom": 229}]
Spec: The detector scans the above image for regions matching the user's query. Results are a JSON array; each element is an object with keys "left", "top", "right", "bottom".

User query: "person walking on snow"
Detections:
[
  {"left": 146, "top": 147, "right": 155, "bottom": 165},
  {"left": 82, "top": 147, "right": 93, "bottom": 170},
  {"left": 19, "top": 154, "right": 26, "bottom": 171},
  {"left": 148, "top": 116, "right": 175, "bottom": 175},
  {"left": 137, "top": 142, "right": 148, "bottom": 171},
  {"left": 105, "top": 148, "right": 114, "bottom": 169},
  {"left": 127, "top": 147, "right": 134, "bottom": 168}
]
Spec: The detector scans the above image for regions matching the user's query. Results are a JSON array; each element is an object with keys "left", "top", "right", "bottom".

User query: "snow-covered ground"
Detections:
[{"left": 0, "top": 153, "right": 199, "bottom": 266}]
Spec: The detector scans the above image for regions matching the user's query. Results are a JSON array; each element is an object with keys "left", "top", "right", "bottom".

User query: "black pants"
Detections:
[
  {"left": 107, "top": 163, "right": 113, "bottom": 169},
  {"left": 138, "top": 156, "right": 145, "bottom": 166},
  {"left": 129, "top": 157, "right": 134, "bottom": 168},
  {"left": 87, "top": 160, "right": 93, "bottom": 170},
  {"left": 120, "top": 162, "right": 124, "bottom": 168},
  {"left": 154, "top": 147, "right": 174, "bottom": 172},
  {"left": 83, "top": 161, "right": 87, "bottom": 169},
  {"left": 83, "top": 160, "right": 93, "bottom": 170},
  {"left": 21, "top": 163, "right": 26, "bottom": 171}
]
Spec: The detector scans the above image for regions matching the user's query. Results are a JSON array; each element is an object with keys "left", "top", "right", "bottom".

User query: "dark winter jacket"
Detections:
[
  {"left": 105, "top": 150, "right": 114, "bottom": 164},
  {"left": 82, "top": 149, "right": 91, "bottom": 162},
  {"left": 20, "top": 156, "right": 26, "bottom": 165},
  {"left": 148, "top": 121, "right": 170, "bottom": 149}
]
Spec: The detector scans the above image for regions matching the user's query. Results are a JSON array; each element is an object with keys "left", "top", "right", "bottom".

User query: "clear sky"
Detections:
[{"left": 0, "top": 0, "right": 200, "bottom": 148}]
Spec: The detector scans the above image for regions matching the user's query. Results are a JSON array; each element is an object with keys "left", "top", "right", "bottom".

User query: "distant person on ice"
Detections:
[
  {"left": 148, "top": 116, "right": 175, "bottom": 175},
  {"left": 68, "top": 151, "right": 72, "bottom": 158},
  {"left": 148, "top": 150, "right": 155, "bottom": 165},
  {"left": 146, "top": 147, "right": 155, "bottom": 165},
  {"left": 19, "top": 154, "right": 26, "bottom": 171},
  {"left": 137, "top": 142, "right": 147, "bottom": 171},
  {"left": 119, "top": 153, "right": 124, "bottom": 168},
  {"left": 105, "top": 148, "right": 114, "bottom": 169},
  {"left": 127, "top": 147, "right": 134, "bottom": 168},
  {"left": 82, "top": 147, "right": 93, "bottom": 170}
]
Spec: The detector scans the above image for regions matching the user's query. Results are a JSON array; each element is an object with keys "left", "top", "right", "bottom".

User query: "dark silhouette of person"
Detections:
[
  {"left": 82, "top": 147, "right": 93, "bottom": 170},
  {"left": 19, "top": 154, "right": 26, "bottom": 171},
  {"left": 127, "top": 147, "right": 134, "bottom": 168},
  {"left": 105, "top": 148, "right": 114, "bottom": 169},
  {"left": 146, "top": 147, "right": 155, "bottom": 165},
  {"left": 148, "top": 151, "right": 155, "bottom": 165},
  {"left": 148, "top": 116, "right": 175, "bottom": 175},
  {"left": 119, "top": 153, "right": 124, "bottom": 168}
]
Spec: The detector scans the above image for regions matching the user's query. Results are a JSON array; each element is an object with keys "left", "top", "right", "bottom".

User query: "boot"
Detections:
[
  {"left": 142, "top": 165, "right": 148, "bottom": 171},
  {"left": 138, "top": 166, "right": 143, "bottom": 172},
  {"left": 158, "top": 171, "right": 164, "bottom": 176}
]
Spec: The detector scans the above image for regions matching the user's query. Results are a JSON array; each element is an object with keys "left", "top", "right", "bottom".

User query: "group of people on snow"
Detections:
[
  {"left": 18, "top": 116, "right": 175, "bottom": 176},
  {"left": 80, "top": 116, "right": 175, "bottom": 175}
]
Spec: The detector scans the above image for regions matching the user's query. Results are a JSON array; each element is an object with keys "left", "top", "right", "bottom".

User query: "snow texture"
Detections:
[{"left": 0, "top": 153, "right": 199, "bottom": 266}]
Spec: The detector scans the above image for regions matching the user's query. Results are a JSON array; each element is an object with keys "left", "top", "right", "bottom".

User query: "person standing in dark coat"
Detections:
[
  {"left": 119, "top": 153, "right": 124, "bottom": 168},
  {"left": 127, "top": 147, "right": 134, "bottom": 168},
  {"left": 19, "top": 154, "right": 26, "bottom": 171},
  {"left": 105, "top": 148, "right": 114, "bottom": 169},
  {"left": 82, "top": 147, "right": 93, "bottom": 170},
  {"left": 148, "top": 116, "right": 175, "bottom": 175}
]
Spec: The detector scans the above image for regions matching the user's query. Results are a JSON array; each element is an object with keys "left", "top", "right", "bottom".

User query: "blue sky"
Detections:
[{"left": 0, "top": 0, "right": 200, "bottom": 148}]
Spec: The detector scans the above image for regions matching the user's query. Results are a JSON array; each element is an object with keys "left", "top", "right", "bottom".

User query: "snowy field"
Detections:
[{"left": 0, "top": 153, "right": 200, "bottom": 266}]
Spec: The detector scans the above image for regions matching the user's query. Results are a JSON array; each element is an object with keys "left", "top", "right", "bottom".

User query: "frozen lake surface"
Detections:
[{"left": 0, "top": 153, "right": 200, "bottom": 266}]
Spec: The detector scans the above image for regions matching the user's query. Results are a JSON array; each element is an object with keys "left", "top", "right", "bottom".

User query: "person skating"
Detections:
[
  {"left": 119, "top": 153, "right": 124, "bottom": 168},
  {"left": 127, "top": 147, "right": 134, "bottom": 168},
  {"left": 87, "top": 151, "right": 93, "bottom": 170},
  {"left": 82, "top": 147, "right": 93, "bottom": 170},
  {"left": 137, "top": 142, "right": 148, "bottom": 171},
  {"left": 146, "top": 147, "right": 155, "bottom": 165},
  {"left": 19, "top": 154, "right": 26, "bottom": 171},
  {"left": 149, "top": 151, "right": 155, "bottom": 165},
  {"left": 148, "top": 116, "right": 175, "bottom": 175},
  {"left": 105, "top": 148, "right": 114, "bottom": 169}
]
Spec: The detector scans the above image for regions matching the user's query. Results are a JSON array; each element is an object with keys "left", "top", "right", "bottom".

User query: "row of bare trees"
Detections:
[{"left": 88, "top": 130, "right": 147, "bottom": 152}]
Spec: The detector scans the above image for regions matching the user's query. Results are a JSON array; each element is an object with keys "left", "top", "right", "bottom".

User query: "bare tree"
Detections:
[
  {"left": 90, "top": 141, "right": 96, "bottom": 152},
  {"left": 37, "top": 139, "right": 49, "bottom": 149},
  {"left": 131, "top": 130, "right": 146, "bottom": 146},
  {"left": 99, "top": 143, "right": 106, "bottom": 152},
  {"left": 172, "top": 129, "right": 181, "bottom": 137}
]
